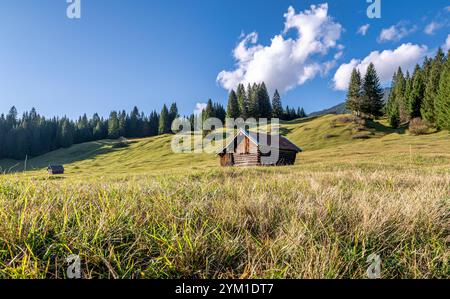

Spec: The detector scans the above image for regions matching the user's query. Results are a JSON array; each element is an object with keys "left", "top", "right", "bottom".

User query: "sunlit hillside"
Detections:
[{"left": 1, "top": 114, "right": 449, "bottom": 178}]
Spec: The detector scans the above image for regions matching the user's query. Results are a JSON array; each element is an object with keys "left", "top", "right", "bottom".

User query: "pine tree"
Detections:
[
  {"left": 272, "top": 89, "right": 283, "bottom": 119},
  {"left": 214, "top": 102, "right": 226, "bottom": 123},
  {"left": 93, "top": 121, "right": 103, "bottom": 140},
  {"left": 6, "top": 106, "right": 17, "bottom": 129},
  {"left": 59, "top": 118, "right": 74, "bottom": 148},
  {"left": 421, "top": 56, "right": 433, "bottom": 88},
  {"left": 361, "top": 63, "right": 384, "bottom": 117},
  {"left": 386, "top": 67, "right": 406, "bottom": 128},
  {"left": 108, "top": 111, "right": 120, "bottom": 139},
  {"left": 246, "top": 83, "right": 253, "bottom": 118},
  {"left": 422, "top": 48, "right": 445, "bottom": 125},
  {"left": 168, "top": 103, "right": 179, "bottom": 127},
  {"left": 148, "top": 111, "right": 159, "bottom": 136},
  {"left": 346, "top": 68, "right": 363, "bottom": 114},
  {"left": 257, "top": 82, "right": 272, "bottom": 118},
  {"left": 129, "top": 106, "right": 141, "bottom": 137},
  {"left": 118, "top": 110, "right": 127, "bottom": 137},
  {"left": 248, "top": 83, "right": 260, "bottom": 119},
  {"left": 159, "top": 104, "right": 170, "bottom": 134},
  {"left": 202, "top": 99, "right": 214, "bottom": 121},
  {"left": 435, "top": 50, "right": 450, "bottom": 130},
  {"left": 401, "top": 71, "right": 412, "bottom": 123},
  {"left": 409, "top": 64, "right": 425, "bottom": 119},
  {"left": 299, "top": 107, "right": 306, "bottom": 118},
  {"left": 226, "top": 90, "right": 240, "bottom": 119},
  {"left": 236, "top": 84, "right": 249, "bottom": 119},
  {"left": 386, "top": 71, "right": 400, "bottom": 128}
]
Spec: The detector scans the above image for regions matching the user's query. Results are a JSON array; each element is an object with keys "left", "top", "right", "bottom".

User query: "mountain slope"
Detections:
[
  {"left": 309, "top": 88, "right": 391, "bottom": 117},
  {"left": 308, "top": 102, "right": 349, "bottom": 117}
]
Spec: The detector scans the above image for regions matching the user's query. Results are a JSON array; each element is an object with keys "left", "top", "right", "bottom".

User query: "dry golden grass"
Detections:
[{"left": 0, "top": 166, "right": 448, "bottom": 278}]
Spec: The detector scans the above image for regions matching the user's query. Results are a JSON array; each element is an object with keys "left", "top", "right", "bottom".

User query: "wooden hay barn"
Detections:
[
  {"left": 217, "top": 129, "right": 302, "bottom": 167},
  {"left": 48, "top": 165, "right": 64, "bottom": 175}
]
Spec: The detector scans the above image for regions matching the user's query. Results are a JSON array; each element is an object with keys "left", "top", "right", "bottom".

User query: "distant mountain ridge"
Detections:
[
  {"left": 308, "top": 88, "right": 391, "bottom": 117},
  {"left": 308, "top": 102, "right": 349, "bottom": 117}
]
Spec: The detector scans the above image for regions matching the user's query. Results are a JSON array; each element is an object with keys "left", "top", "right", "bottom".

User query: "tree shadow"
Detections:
[
  {"left": 279, "top": 127, "right": 294, "bottom": 136},
  {"left": 281, "top": 116, "right": 320, "bottom": 125},
  {"left": 365, "top": 119, "right": 407, "bottom": 135},
  {"left": 0, "top": 139, "right": 124, "bottom": 174}
]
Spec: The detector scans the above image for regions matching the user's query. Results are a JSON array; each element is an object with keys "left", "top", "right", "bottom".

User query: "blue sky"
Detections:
[{"left": 0, "top": 0, "right": 449, "bottom": 118}]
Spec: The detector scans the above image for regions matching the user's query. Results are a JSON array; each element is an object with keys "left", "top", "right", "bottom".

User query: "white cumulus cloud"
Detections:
[
  {"left": 357, "top": 24, "right": 370, "bottom": 36},
  {"left": 194, "top": 103, "right": 207, "bottom": 115},
  {"left": 424, "top": 22, "right": 443, "bottom": 35},
  {"left": 444, "top": 34, "right": 450, "bottom": 51},
  {"left": 217, "top": 4, "right": 343, "bottom": 94},
  {"left": 333, "top": 43, "right": 428, "bottom": 91},
  {"left": 378, "top": 22, "right": 416, "bottom": 43}
]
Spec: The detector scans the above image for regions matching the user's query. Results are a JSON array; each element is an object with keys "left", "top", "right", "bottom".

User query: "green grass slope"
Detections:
[{"left": 1, "top": 114, "right": 449, "bottom": 178}]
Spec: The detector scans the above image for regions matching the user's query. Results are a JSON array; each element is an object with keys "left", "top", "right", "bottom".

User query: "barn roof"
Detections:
[
  {"left": 48, "top": 165, "right": 64, "bottom": 170},
  {"left": 217, "top": 129, "right": 302, "bottom": 155}
]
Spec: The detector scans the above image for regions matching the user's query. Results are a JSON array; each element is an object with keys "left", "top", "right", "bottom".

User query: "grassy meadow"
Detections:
[{"left": 0, "top": 115, "right": 449, "bottom": 278}]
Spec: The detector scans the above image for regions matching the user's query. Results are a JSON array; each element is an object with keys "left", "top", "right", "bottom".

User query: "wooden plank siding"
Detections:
[
  {"left": 217, "top": 129, "right": 302, "bottom": 167},
  {"left": 233, "top": 153, "right": 261, "bottom": 167}
]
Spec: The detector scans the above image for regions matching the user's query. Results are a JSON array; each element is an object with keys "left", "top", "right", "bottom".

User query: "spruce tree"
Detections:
[
  {"left": 6, "top": 106, "right": 17, "bottom": 129},
  {"left": 422, "top": 56, "right": 433, "bottom": 88},
  {"left": 249, "top": 83, "right": 260, "bottom": 119},
  {"left": 362, "top": 63, "right": 384, "bottom": 117},
  {"left": 148, "top": 111, "right": 159, "bottom": 136},
  {"left": 108, "top": 111, "right": 120, "bottom": 139},
  {"left": 346, "top": 68, "right": 363, "bottom": 114},
  {"left": 395, "top": 68, "right": 406, "bottom": 113},
  {"left": 214, "top": 102, "right": 226, "bottom": 123},
  {"left": 272, "top": 89, "right": 283, "bottom": 119},
  {"left": 257, "top": 82, "right": 272, "bottom": 118},
  {"left": 409, "top": 64, "right": 425, "bottom": 119},
  {"left": 422, "top": 48, "right": 445, "bottom": 125},
  {"left": 168, "top": 103, "right": 179, "bottom": 127},
  {"left": 118, "top": 110, "right": 127, "bottom": 137},
  {"left": 93, "top": 122, "right": 104, "bottom": 140},
  {"left": 236, "top": 84, "right": 249, "bottom": 119},
  {"left": 386, "top": 67, "right": 406, "bottom": 127},
  {"left": 401, "top": 71, "right": 412, "bottom": 123},
  {"left": 299, "top": 107, "right": 306, "bottom": 118},
  {"left": 202, "top": 99, "right": 214, "bottom": 121},
  {"left": 386, "top": 71, "right": 400, "bottom": 128},
  {"left": 159, "top": 104, "right": 170, "bottom": 134},
  {"left": 226, "top": 90, "right": 240, "bottom": 119},
  {"left": 435, "top": 50, "right": 450, "bottom": 130}
]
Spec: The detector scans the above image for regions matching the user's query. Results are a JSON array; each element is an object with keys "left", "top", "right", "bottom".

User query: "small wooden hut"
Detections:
[
  {"left": 217, "top": 129, "right": 302, "bottom": 167},
  {"left": 48, "top": 165, "right": 64, "bottom": 175}
]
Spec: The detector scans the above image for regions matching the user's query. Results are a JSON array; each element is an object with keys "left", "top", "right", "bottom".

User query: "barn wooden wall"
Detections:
[{"left": 219, "top": 134, "right": 298, "bottom": 167}]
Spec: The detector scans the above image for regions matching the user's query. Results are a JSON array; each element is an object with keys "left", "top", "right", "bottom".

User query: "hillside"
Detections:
[
  {"left": 0, "top": 113, "right": 448, "bottom": 279},
  {"left": 1, "top": 114, "right": 449, "bottom": 177}
]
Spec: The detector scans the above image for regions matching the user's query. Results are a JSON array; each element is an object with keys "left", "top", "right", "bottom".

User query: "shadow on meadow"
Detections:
[{"left": 0, "top": 140, "right": 125, "bottom": 174}]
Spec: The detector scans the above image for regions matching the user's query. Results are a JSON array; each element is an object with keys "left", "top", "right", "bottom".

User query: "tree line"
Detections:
[
  {"left": 346, "top": 48, "right": 450, "bottom": 130},
  {"left": 0, "top": 101, "right": 225, "bottom": 160},
  {"left": 226, "top": 82, "right": 307, "bottom": 121}
]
